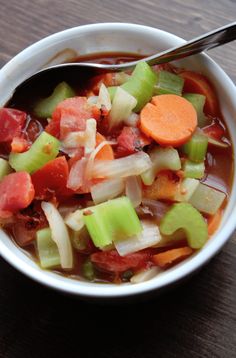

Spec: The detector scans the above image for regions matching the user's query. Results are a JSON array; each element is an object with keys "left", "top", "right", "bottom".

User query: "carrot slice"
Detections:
[
  {"left": 207, "top": 208, "right": 223, "bottom": 235},
  {"left": 180, "top": 71, "right": 219, "bottom": 117},
  {"left": 140, "top": 94, "right": 197, "bottom": 146},
  {"left": 143, "top": 170, "right": 180, "bottom": 200},
  {"left": 153, "top": 246, "right": 193, "bottom": 268},
  {"left": 96, "top": 132, "right": 114, "bottom": 160}
]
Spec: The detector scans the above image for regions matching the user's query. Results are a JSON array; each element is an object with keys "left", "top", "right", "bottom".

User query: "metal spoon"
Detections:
[{"left": 9, "top": 21, "right": 236, "bottom": 104}]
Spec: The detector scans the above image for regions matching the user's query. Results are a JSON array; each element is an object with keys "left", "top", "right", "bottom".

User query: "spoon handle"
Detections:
[{"left": 90, "top": 21, "right": 236, "bottom": 70}]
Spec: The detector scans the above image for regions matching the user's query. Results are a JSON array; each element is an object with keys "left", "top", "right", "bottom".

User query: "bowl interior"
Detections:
[{"left": 0, "top": 23, "right": 235, "bottom": 298}]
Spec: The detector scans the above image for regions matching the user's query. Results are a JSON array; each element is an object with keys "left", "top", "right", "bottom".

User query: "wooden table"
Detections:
[{"left": 0, "top": 1, "right": 235, "bottom": 357}]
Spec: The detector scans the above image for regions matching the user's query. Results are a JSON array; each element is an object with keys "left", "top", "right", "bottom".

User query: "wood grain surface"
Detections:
[{"left": 0, "top": 1, "right": 236, "bottom": 357}]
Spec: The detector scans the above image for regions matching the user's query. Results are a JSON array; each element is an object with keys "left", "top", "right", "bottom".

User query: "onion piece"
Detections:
[
  {"left": 67, "top": 157, "right": 87, "bottom": 191},
  {"left": 87, "top": 96, "right": 98, "bottom": 106},
  {"left": 91, "top": 178, "right": 125, "bottom": 204},
  {"left": 92, "top": 151, "right": 152, "bottom": 179},
  {"left": 141, "top": 199, "right": 169, "bottom": 224},
  {"left": 65, "top": 209, "right": 85, "bottom": 231},
  {"left": 130, "top": 267, "right": 161, "bottom": 284},
  {"left": 114, "top": 220, "right": 162, "bottom": 256},
  {"left": 125, "top": 176, "right": 142, "bottom": 208},
  {"left": 124, "top": 112, "right": 140, "bottom": 127},
  {"left": 96, "top": 83, "right": 112, "bottom": 111},
  {"left": 85, "top": 140, "right": 117, "bottom": 179},
  {"left": 41, "top": 201, "right": 73, "bottom": 269},
  {"left": 109, "top": 87, "right": 137, "bottom": 130}
]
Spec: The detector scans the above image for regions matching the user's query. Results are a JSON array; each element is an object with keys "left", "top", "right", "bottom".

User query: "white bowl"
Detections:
[{"left": 0, "top": 23, "right": 235, "bottom": 299}]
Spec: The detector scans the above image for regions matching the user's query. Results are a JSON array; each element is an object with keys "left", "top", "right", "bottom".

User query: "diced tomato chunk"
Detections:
[
  {"left": 91, "top": 249, "right": 151, "bottom": 273},
  {"left": 45, "top": 117, "right": 60, "bottom": 138},
  {"left": 116, "top": 126, "right": 151, "bottom": 157},
  {"left": 31, "top": 156, "right": 73, "bottom": 200},
  {"left": 180, "top": 71, "right": 219, "bottom": 117},
  {"left": 0, "top": 108, "right": 26, "bottom": 143},
  {"left": 0, "top": 172, "right": 35, "bottom": 218},
  {"left": 202, "top": 122, "right": 225, "bottom": 140}
]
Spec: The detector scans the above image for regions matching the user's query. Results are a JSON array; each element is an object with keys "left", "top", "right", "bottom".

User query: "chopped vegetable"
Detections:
[
  {"left": 174, "top": 178, "right": 199, "bottom": 202},
  {"left": 0, "top": 172, "right": 34, "bottom": 218},
  {"left": 96, "top": 83, "right": 112, "bottom": 111},
  {"left": 183, "top": 160, "right": 205, "bottom": 179},
  {"left": 125, "top": 176, "right": 142, "bottom": 208},
  {"left": 116, "top": 126, "right": 151, "bottom": 157},
  {"left": 36, "top": 228, "right": 60, "bottom": 268},
  {"left": 153, "top": 247, "right": 193, "bottom": 268},
  {"left": 34, "top": 82, "right": 75, "bottom": 118},
  {"left": 9, "top": 131, "right": 60, "bottom": 173},
  {"left": 143, "top": 170, "right": 180, "bottom": 201},
  {"left": 114, "top": 220, "right": 161, "bottom": 256},
  {"left": 183, "top": 93, "right": 208, "bottom": 127},
  {"left": 83, "top": 197, "right": 142, "bottom": 248},
  {"left": 154, "top": 70, "right": 184, "bottom": 96},
  {"left": 92, "top": 151, "right": 152, "bottom": 179},
  {"left": 91, "top": 178, "right": 125, "bottom": 204},
  {"left": 141, "top": 147, "right": 181, "bottom": 185},
  {"left": 189, "top": 183, "right": 226, "bottom": 215},
  {"left": 82, "top": 259, "right": 95, "bottom": 281},
  {"left": 160, "top": 203, "right": 208, "bottom": 249},
  {"left": 0, "top": 158, "right": 12, "bottom": 180},
  {"left": 140, "top": 95, "right": 197, "bottom": 146},
  {"left": 130, "top": 267, "right": 161, "bottom": 283},
  {"left": 182, "top": 132, "right": 208, "bottom": 162},
  {"left": 0, "top": 108, "right": 26, "bottom": 143},
  {"left": 41, "top": 201, "right": 73, "bottom": 269}
]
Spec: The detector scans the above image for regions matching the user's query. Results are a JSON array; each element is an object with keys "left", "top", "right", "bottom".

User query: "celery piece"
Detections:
[
  {"left": 83, "top": 197, "right": 142, "bottom": 248},
  {"left": 183, "top": 160, "right": 205, "bottom": 179},
  {"left": 154, "top": 70, "right": 184, "bottom": 96},
  {"left": 34, "top": 82, "right": 75, "bottom": 118},
  {"left": 36, "top": 228, "right": 60, "bottom": 268},
  {"left": 108, "top": 86, "right": 118, "bottom": 101},
  {"left": 82, "top": 259, "right": 95, "bottom": 281},
  {"left": 189, "top": 183, "right": 226, "bottom": 215},
  {"left": 174, "top": 178, "right": 199, "bottom": 202},
  {"left": 183, "top": 93, "right": 208, "bottom": 127},
  {"left": 71, "top": 227, "right": 90, "bottom": 251},
  {"left": 141, "top": 147, "right": 181, "bottom": 185},
  {"left": 121, "top": 62, "right": 157, "bottom": 112},
  {"left": 0, "top": 158, "right": 12, "bottom": 180},
  {"left": 9, "top": 131, "right": 60, "bottom": 173},
  {"left": 182, "top": 133, "right": 208, "bottom": 162},
  {"left": 160, "top": 202, "right": 208, "bottom": 249}
]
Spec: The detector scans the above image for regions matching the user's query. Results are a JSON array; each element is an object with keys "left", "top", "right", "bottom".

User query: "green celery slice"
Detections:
[
  {"left": 121, "top": 62, "right": 157, "bottom": 112},
  {"left": 154, "top": 70, "right": 184, "bottom": 96},
  {"left": 83, "top": 197, "right": 142, "bottom": 248},
  {"left": 9, "top": 131, "right": 60, "bottom": 173},
  {"left": 183, "top": 160, "right": 205, "bottom": 179},
  {"left": 141, "top": 147, "right": 181, "bottom": 185},
  {"left": 189, "top": 183, "right": 226, "bottom": 215},
  {"left": 183, "top": 93, "right": 208, "bottom": 127},
  {"left": 36, "top": 228, "right": 60, "bottom": 268},
  {"left": 34, "top": 82, "right": 75, "bottom": 118},
  {"left": 0, "top": 158, "right": 12, "bottom": 180},
  {"left": 182, "top": 132, "right": 208, "bottom": 162},
  {"left": 160, "top": 202, "right": 208, "bottom": 249}
]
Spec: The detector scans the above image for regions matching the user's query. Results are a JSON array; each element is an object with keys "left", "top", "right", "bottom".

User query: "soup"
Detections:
[{"left": 0, "top": 53, "right": 233, "bottom": 284}]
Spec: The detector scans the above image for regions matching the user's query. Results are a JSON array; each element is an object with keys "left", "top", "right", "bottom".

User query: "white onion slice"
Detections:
[
  {"left": 65, "top": 209, "right": 85, "bottom": 231},
  {"left": 114, "top": 220, "right": 162, "bottom": 256},
  {"left": 67, "top": 157, "right": 87, "bottom": 191},
  {"left": 125, "top": 176, "right": 142, "bottom": 208},
  {"left": 84, "top": 118, "right": 97, "bottom": 154},
  {"left": 124, "top": 112, "right": 140, "bottom": 127},
  {"left": 130, "top": 267, "right": 161, "bottom": 284},
  {"left": 87, "top": 96, "right": 98, "bottom": 106},
  {"left": 91, "top": 178, "right": 125, "bottom": 204},
  {"left": 96, "top": 83, "right": 112, "bottom": 111},
  {"left": 109, "top": 87, "right": 137, "bottom": 130},
  {"left": 41, "top": 201, "right": 73, "bottom": 269},
  {"left": 92, "top": 151, "right": 152, "bottom": 179},
  {"left": 141, "top": 199, "right": 169, "bottom": 224},
  {"left": 85, "top": 140, "right": 116, "bottom": 179}
]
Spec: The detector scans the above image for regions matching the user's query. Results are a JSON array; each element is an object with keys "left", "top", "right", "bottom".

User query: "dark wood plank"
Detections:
[{"left": 0, "top": 1, "right": 236, "bottom": 357}]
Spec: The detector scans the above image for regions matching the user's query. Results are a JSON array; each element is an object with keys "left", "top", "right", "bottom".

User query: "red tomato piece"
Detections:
[
  {"left": 91, "top": 249, "right": 151, "bottom": 273},
  {"left": 31, "top": 156, "right": 73, "bottom": 200},
  {"left": 180, "top": 71, "right": 219, "bottom": 117},
  {"left": 51, "top": 97, "right": 100, "bottom": 139},
  {"left": 202, "top": 122, "right": 225, "bottom": 140},
  {"left": 45, "top": 117, "right": 60, "bottom": 138},
  {"left": 0, "top": 108, "right": 26, "bottom": 143},
  {"left": 0, "top": 172, "right": 35, "bottom": 218},
  {"left": 11, "top": 136, "right": 29, "bottom": 153},
  {"left": 116, "top": 126, "right": 152, "bottom": 157}
]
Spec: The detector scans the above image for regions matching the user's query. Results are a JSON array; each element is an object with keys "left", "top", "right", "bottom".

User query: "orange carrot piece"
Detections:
[
  {"left": 153, "top": 247, "right": 193, "bottom": 268},
  {"left": 95, "top": 132, "right": 114, "bottom": 160},
  {"left": 207, "top": 208, "right": 223, "bottom": 235},
  {"left": 140, "top": 94, "right": 197, "bottom": 147},
  {"left": 143, "top": 170, "right": 180, "bottom": 200},
  {"left": 180, "top": 71, "right": 219, "bottom": 117}
]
